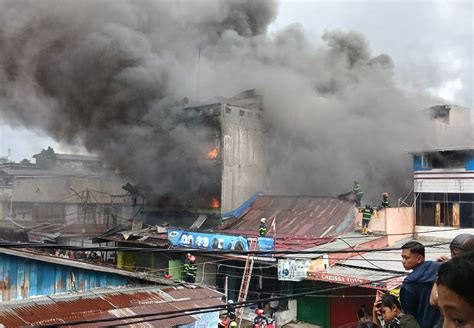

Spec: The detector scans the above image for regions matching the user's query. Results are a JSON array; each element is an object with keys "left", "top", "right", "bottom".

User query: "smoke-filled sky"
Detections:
[{"left": 0, "top": 0, "right": 472, "bottom": 202}]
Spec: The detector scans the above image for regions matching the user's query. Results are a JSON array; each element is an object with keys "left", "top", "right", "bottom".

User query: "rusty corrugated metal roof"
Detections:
[
  {"left": 222, "top": 195, "right": 355, "bottom": 239},
  {"left": 0, "top": 285, "right": 224, "bottom": 327}
]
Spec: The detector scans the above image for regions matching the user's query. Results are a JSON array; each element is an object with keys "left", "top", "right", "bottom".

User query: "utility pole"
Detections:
[
  {"left": 82, "top": 189, "right": 90, "bottom": 247},
  {"left": 70, "top": 187, "right": 90, "bottom": 247}
]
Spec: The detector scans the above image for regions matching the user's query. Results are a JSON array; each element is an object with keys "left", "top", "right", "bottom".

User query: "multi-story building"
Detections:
[
  {"left": 184, "top": 89, "right": 268, "bottom": 213},
  {"left": 33, "top": 147, "right": 106, "bottom": 172},
  {"left": 410, "top": 146, "right": 474, "bottom": 229}
]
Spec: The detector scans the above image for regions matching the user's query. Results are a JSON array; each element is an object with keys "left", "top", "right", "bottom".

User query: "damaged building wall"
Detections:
[
  {"left": 183, "top": 90, "right": 268, "bottom": 213},
  {"left": 220, "top": 93, "right": 268, "bottom": 213},
  {"left": 10, "top": 176, "right": 133, "bottom": 224}
]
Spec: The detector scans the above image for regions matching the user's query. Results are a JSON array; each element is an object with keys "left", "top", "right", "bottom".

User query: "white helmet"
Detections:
[{"left": 260, "top": 218, "right": 266, "bottom": 223}]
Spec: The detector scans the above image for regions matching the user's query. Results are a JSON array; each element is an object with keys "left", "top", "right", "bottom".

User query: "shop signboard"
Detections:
[{"left": 167, "top": 229, "right": 275, "bottom": 253}]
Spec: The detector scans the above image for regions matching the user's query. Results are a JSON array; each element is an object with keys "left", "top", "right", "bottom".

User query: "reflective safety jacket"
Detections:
[
  {"left": 259, "top": 224, "right": 267, "bottom": 237},
  {"left": 362, "top": 208, "right": 373, "bottom": 220},
  {"left": 184, "top": 260, "right": 197, "bottom": 278}
]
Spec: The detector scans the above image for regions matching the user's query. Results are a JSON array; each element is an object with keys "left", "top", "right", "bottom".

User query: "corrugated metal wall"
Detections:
[{"left": 0, "top": 253, "right": 128, "bottom": 302}]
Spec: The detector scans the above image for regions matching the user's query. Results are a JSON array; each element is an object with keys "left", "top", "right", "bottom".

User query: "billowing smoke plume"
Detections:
[{"left": 0, "top": 0, "right": 469, "bottom": 204}]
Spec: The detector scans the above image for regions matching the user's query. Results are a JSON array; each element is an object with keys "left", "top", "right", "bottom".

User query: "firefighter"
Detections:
[
  {"left": 259, "top": 218, "right": 267, "bottom": 237},
  {"left": 381, "top": 192, "right": 391, "bottom": 208},
  {"left": 183, "top": 253, "right": 197, "bottom": 283},
  {"left": 353, "top": 181, "right": 363, "bottom": 207},
  {"left": 360, "top": 204, "right": 374, "bottom": 235}
]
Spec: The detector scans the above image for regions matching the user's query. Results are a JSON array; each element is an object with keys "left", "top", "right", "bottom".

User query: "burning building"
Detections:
[{"left": 183, "top": 89, "right": 268, "bottom": 213}]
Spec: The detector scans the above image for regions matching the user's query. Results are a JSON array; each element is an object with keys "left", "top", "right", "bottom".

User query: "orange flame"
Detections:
[
  {"left": 207, "top": 147, "right": 219, "bottom": 159},
  {"left": 211, "top": 197, "right": 220, "bottom": 209}
]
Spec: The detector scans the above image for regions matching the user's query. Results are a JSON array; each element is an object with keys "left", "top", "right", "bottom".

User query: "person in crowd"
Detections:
[
  {"left": 269, "top": 293, "right": 279, "bottom": 319},
  {"left": 431, "top": 234, "right": 474, "bottom": 328},
  {"left": 253, "top": 308, "right": 269, "bottom": 327},
  {"left": 255, "top": 286, "right": 264, "bottom": 310},
  {"left": 400, "top": 241, "right": 440, "bottom": 328},
  {"left": 372, "top": 293, "right": 420, "bottom": 328},
  {"left": 183, "top": 253, "right": 197, "bottom": 283},
  {"left": 358, "top": 304, "right": 372, "bottom": 322},
  {"left": 436, "top": 251, "right": 474, "bottom": 328}
]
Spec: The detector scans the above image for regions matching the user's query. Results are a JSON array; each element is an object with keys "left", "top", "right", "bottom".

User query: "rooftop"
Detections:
[
  {"left": 221, "top": 195, "right": 356, "bottom": 240},
  {"left": 305, "top": 238, "right": 450, "bottom": 290},
  {"left": 0, "top": 285, "right": 223, "bottom": 327}
]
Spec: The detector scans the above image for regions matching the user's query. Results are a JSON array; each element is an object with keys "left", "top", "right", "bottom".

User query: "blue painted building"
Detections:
[
  {"left": 0, "top": 248, "right": 130, "bottom": 302},
  {"left": 410, "top": 146, "right": 474, "bottom": 228}
]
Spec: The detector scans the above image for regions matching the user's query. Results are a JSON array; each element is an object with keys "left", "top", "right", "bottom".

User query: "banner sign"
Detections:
[
  {"left": 278, "top": 258, "right": 310, "bottom": 281},
  {"left": 278, "top": 256, "right": 328, "bottom": 281},
  {"left": 167, "top": 229, "right": 275, "bottom": 253},
  {"left": 257, "top": 237, "right": 275, "bottom": 252},
  {"left": 168, "top": 229, "right": 249, "bottom": 251},
  {"left": 308, "top": 271, "right": 404, "bottom": 290}
]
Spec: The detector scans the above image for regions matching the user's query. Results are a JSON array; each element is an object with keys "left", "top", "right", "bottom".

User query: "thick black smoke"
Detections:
[{"left": 0, "top": 0, "right": 469, "bottom": 204}]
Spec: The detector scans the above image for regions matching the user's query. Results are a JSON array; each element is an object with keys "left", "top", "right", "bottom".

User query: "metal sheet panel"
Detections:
[
  {"left": 0, "top": 286, "right": 223, "bottom": 327},
  {"left": 221, "top": 196, "right": 355, "bottom": 249},
  {"left": 0, "top": 253, "right": 129, "bottom": 302}
]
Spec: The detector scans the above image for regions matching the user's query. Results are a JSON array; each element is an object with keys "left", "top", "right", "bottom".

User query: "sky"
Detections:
[{"left": 0, "top": 0, "right": 472, "bottom": 162}]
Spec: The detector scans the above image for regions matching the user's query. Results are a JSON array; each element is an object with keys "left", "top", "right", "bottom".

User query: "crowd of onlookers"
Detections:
[{"left": 358, "top": 234, "right": 474, "bottom": 328}]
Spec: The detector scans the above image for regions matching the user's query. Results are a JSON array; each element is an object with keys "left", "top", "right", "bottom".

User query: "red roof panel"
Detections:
[
  {"left": 0, "top": 286, "right": 224, "bottom": 327},
  {"left": 221, "top": 196, "right": 355, "bottom": 249}
]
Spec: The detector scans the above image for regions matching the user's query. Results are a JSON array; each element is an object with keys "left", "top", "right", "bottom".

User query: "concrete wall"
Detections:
[
  {"left": 275, "top": 299, "right": 298, "bottom": 327},
  {"left": 416, "top": 226, "right": 474, "bottom": 242},
  {"left": 12, "top": 176, "right": 129, "bottom": 203},
  {"left": 0, "top": 187, "right": 12, "bottom": 220},
  {"left": 220, "top": 103, "right": 267, "bottom": 212},
  {"left": 414, "top": 176, "right": 474, "bottom": 193},
  {"left": 356, "top": 207, "right": 415, "bottom": 245}
]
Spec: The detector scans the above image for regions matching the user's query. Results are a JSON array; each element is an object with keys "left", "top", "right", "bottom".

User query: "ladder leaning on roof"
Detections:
[{"left": 236, "top": 238, "right": 257, "bottom": 327}]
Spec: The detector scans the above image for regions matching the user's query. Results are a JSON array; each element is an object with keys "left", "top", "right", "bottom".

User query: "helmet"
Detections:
[
  {"left": 229, "top": 322, "right": 238, "bottom": 328},
  {"left": 186, "top": 253, "right": 192, "bottom": 258},
  {"left": 382, "top": 192, "right": 388, "bottom": 197},
  {"left": 227, "top": 300, "right": 234, "bottom": 304},
  {"left": 260, "top": 218, "right": 266, "bottom": 223},
  {"left": 256, "top": 309, "right": 264, "bottom": 316}
]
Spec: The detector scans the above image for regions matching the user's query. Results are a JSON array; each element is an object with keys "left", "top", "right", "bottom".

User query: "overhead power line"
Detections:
[
  {"left": 36, "top": 273, "right": 405, "bottom": 327},
  {"left": 0, "top": 241, "right": 449, "bottom": 255}
]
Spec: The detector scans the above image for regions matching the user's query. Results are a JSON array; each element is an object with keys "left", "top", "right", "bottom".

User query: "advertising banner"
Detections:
[
  {"left": 167, "top": 229, "right": 275, "bottom": 253},
  {"left": 278, "top": 258, "right": 310, "bottom": 281},
  {"left": 167, "top": 229, "right": 249, "bottom": 251},
  {"left": 308, "top": 271, "right": 404, "bottom": 290},
  {"left": 257, "top": 237, "right": 275, "bottom": 252}
]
